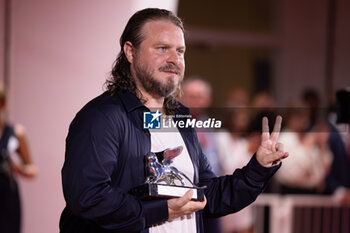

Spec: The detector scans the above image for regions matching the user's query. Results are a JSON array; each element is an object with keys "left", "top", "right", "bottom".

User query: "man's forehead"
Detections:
[{"left": 141, "top": 19, "right": 184, "bottom": 36}]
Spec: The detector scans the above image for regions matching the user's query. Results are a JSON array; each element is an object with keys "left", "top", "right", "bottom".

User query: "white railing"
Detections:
[{"left": 253, "top": 194, "right": 350, "bottom": 233}]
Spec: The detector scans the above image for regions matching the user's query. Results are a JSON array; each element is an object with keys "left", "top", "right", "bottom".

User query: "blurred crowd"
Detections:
[{"left": 179, "top": 77, "right": 350, "bottom": 233}]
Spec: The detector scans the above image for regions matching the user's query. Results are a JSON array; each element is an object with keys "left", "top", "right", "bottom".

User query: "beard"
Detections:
[{"left": 133, "top": 56, "right": 182, "bottom": 98}]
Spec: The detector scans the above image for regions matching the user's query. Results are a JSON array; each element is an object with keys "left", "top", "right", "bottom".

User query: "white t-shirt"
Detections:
[{"left": 149, "top": 126, "right": 197, "bottom": 233}]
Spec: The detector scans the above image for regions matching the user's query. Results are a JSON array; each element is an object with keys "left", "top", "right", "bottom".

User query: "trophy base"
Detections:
[{"left": 129, "top": 183, "right": 205, "bottom": 201}]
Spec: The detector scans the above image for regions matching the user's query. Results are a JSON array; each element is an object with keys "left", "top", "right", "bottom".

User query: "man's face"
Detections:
[
  {"left": 181, "top": 81, "right": 211, "bottom": 109},
  {"left": 180, "top": 81, "right": 211, "bottom": 118},
  {"left": 131, "top": 20, "right": 185, "bottom": 98}
]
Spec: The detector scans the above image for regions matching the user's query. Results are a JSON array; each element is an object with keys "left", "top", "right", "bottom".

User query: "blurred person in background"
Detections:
[
  {"left": 276, "top": 100, "right": 333, "bottom": 194},
  {"left": 216, "top": 87, "right": 254, "bottom": 233},
  {"left": 217, "top": 89, "right": 278, "bottom": 233},
  {"left": 224, "top": 87, "right": 251, "bottom": 139},
  {"left": 0, "top": 83, "right": 37, "bottom": 233},
  {"left": 225, "top": 87, "right": 250, "bottom": 108},
  {"left": 251, "top": 91, "right": 276, "bottom": 115},
  {"left": 180, "top": 78, "right": 222, "bottom": 176},
  {"left": 180, "top": 77, "right": 222, "bottom": 233},
  {"left": 250, "top": 91, "right": 281, "bottom": 193},
  {"left": 250, "top": 91, "right": 278, "bottom": 134},
  {"left": 218, "top": 87, "right": 251, "bottom": 173},
  {"left": 301, "top": 88, "right": 350, "bottom": 198}
]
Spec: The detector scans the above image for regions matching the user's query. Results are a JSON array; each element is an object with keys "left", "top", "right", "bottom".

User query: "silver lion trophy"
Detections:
[{"left": 129, "top": 146, "right": 205, "bottom": 201}]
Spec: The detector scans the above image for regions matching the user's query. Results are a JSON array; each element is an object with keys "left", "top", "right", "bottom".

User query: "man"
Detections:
[
  {"left": 180, "top": 78, "right": 222, "bottom": 176},
  {"left": 180, "top": 78, "right": 222, "bottom": 233},
  {"left": 59, "top": 8, "right": 288, "bottom": 233}
]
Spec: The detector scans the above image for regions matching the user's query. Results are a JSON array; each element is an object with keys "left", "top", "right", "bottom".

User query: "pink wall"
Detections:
[
  {"left": 0, "top": 0, "right": 5, "bottom": 83},
  {"left": 275, "top": 0, "right": 350, "bottom": 106},
  {"left": 275, "top": 0, "right": 329, "bottom": 105},
  {"left": 6, "top": 1, "right": 177, "bottom": 233}
]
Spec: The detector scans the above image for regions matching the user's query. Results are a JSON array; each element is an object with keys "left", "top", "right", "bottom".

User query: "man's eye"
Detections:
[
  {"left": 177, "top": 49, "right": 185, "bottom": 55},
  {"left": 158, "top": 47, "right": 167, "bottom": 52}
]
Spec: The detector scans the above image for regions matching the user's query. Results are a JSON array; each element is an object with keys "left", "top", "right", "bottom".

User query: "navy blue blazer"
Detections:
[{"left": 60, "top": 90, "right": 280, "bottom": 233}]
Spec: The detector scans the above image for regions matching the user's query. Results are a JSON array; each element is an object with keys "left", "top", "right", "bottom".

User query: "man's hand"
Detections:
[
  {"left": 167, "top": 190, "right": 207, "bottom": 221},
  {"left": 256, "top": 116, "right": 289, "bottom": 167}
]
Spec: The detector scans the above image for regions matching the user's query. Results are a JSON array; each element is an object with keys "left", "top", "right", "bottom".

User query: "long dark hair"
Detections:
[{"left": 105, "top": 8, "right": 184, "bottom": 114}]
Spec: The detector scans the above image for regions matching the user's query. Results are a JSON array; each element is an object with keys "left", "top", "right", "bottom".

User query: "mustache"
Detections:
[{"left": 158, "top": 64, "right": 181, "bottom": 74}]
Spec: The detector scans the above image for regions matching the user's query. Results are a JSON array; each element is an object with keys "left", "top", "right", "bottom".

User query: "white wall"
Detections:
[{"left": 6, "top": 1, "right": 177, "bottom": 233}]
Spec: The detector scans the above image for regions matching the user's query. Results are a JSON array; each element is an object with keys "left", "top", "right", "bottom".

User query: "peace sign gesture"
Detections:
[{"left": 256, "top": 115, "right": 289, "bottom": 167}]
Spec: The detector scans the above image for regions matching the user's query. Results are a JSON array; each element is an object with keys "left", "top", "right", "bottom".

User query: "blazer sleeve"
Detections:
[
  {"left": 195, "top": 136, "right": 280, "bottom": 217},
  {"left": 61, "top": 107, "right": 168, "bottom": 232}
]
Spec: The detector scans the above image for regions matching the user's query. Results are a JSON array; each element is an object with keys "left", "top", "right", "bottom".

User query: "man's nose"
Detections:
[{"left": 167, "top": 50, "right": 181, "bottom": 65}]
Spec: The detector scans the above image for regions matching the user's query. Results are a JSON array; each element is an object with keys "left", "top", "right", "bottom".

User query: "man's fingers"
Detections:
[
  {"left": 270, "top": 150, "right": 289, "bottom": 165},
  {"left": 172, "top": 190, "right": 193, "bottom": 207},
  {"left": 261, "top": 117, "right": 270, "bottom": 142},
  {"left": 168, "top": 191, "right": 206, "bottom": 220},
  {"left": 186, "top": 195, "right": 207, "bottom": 213},
  {"left": 270, "top": 115, "right": 282, "bottom": 142},
  {"left": 275, "top": 142, "right": 284, "bottom": 152}
]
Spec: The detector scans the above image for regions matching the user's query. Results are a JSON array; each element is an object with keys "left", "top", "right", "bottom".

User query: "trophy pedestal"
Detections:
[{"left": 129, "top": 183, "right": 205, "bottom": 201}]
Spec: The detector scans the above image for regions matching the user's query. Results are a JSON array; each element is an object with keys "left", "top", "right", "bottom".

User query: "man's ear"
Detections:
[{"left": 124, "top": 41, "right": 134, "bottom": 64}]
